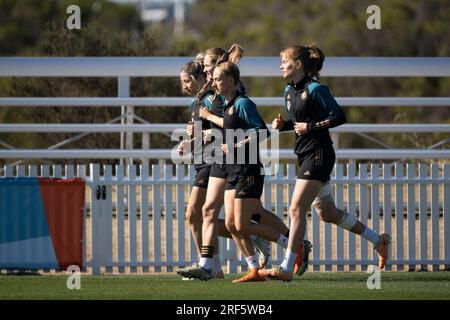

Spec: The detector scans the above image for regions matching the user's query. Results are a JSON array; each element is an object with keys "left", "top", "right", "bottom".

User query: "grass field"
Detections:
[{"left": 1, "top": 272, "right": 449, "bottom": 300}]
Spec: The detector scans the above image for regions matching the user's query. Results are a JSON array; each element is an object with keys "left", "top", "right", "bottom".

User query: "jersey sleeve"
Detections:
[
  {"left": 235, "top": 98, "right": 270, "bottom": 140},
  {"left": 308, "top": 84, "right": 346, "bottom": 132},
  {"left": 202, "top": 94, "right": 216, "bottom": 111},
  {"left": 188, "top": 98, "right": 195, "bottom": 113}
]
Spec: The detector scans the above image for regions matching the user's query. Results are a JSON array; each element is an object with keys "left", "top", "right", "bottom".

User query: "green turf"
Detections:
[{"left": 0, "top": 272, "right": 449, "bottom": 300}]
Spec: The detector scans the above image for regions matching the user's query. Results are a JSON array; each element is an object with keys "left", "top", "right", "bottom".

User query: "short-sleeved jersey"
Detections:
[{"left": 280, "top": 77, "right": 346, "bottom": 155}]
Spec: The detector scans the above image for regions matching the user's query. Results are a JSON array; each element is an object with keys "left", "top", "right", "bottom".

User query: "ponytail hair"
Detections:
[
  {"left": 203, "top": 44, "right": 245, "bottom": 97},
  {"left": 227, "top": 43, "right": 243, "bottom": 64},
  {"left": 194, "top": 51, "right": 205, "bottom": 64},
  {"left": 205, "top": 43, "right": 244, "bottom": 67},
  {"left": 306, "top": 44, "right": 324, "bottom": 79},
  {"left": 280, "top": 44, "right": 325, "bottom": 79}
]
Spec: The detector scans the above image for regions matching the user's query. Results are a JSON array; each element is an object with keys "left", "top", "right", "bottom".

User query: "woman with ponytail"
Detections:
[
  {"left": 176, "top": 58, "right": 231, "bottom": 279},
  {"left": 178, "top": 45, "right": 306, "bottom": 281},
  {"left": 260, "top": 44, "right": 390, "bottom": 282}
]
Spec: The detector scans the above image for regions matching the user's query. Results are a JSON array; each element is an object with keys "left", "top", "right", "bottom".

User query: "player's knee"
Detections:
[
  {"left": 313, "top": 196, "right": 338, "bottom": 223},
  {"left": 186, "top": 205, "right": 201, "bottom": 226},
  {"left": 225, "top": 217, "right": 237, "bottom": 234},
  {"left": 202, "top": 203, "right": 217, "bottom": 222},
  {"left": 317, "top": 210, "right": 335, "bottom": 223},
  {"left": 234, "top": 218, "right": 249, "bottom": 234},
  {"left": 313, "top": 203, "right": 334, "bottom": 223},
  {"left": 289, "top": 205, "right": 300, "bottom": 220}
]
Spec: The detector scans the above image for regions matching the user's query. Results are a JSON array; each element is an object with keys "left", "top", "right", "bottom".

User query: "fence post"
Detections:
[
  {"left": 395, "top": 162, "right": 404, "bottom": 271},
  {"left": 188, "top": 165, "right": 197, "bottom": 263},
  {"left": 118, "top": 76, "right": 131, "bottom": 167},
  {"left": 332, "top": 132, "right": 339, "bottom": 161},
  {"left": 164, "top": 164, "right": 174, "bottom": 272},
  {"left": 152, "top": 164, "right": 162, "bottom": 272},
  {"left": 77, "top": 165, "right": 87, "bottom": 272},
  {"left": 141, "top": 165, "right": 150, "bottom": 273},
  {"left": 142, "top": 132, "right": 150, "bottom": 166},
  {"left": 176, "top": 165, "right": 186, "bottom": 268},
  {"left": 102, "top": 165, "right": 113, "bottom": 274},
  {"left": 407, "top": 163, "right": 416, "bottom": 271},
  {"left": 444, "top": 164, "right": 450, "bottom": 270},
  {"left": 359, "top": 163, "right": 368, "bottom": 270},
  {"left": 275, "top": 163, "right": 284, "bottom": 260},
  {"left": 419, "top": 163, "right": 428, "bottom": 270},
  {"left": 128, "top": 165, "right": 137, "bottom": 273},
  {"left": 347, "top": 163, "right": 356, "bottom": 271},
  {"left": 115, "top": 165, "right": 126, "bottom": 273},
  {"left": 335, "top": 163, "right": 344, "bottom": 271},
  {"left": 370, "top": 164, "right": 380, "bottom": 266},
  {"left": 383, "top": 163, "right": 392, "bottom": 270},
  {"left": 431, "top": 164, "right": 439, "bottom": 271},
  {"left": 90, "top": 164, "right": 101, "bottom": 275}
]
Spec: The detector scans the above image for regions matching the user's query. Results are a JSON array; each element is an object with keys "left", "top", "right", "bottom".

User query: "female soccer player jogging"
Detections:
[
  {"left": 260, "top": 44, "right": 390, "bottom": 282},
  {"left": 177, "top": 49, "right": 292, "bottom": 280},
  {"left": 177, "top": 59, "right": 231, "bottom": 279},
  {"left": 178, "top": 47, "right": 311, "bottom": 281}
]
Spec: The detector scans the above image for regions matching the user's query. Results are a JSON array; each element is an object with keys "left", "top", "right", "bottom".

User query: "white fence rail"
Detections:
[
  {"left": 2, "top": 57, "right": 450, "bottom": 77},
  {"left": 1, "top": 97, "right": 450, "bottom": 107},
  {"left": 1, "top": 57, "right": 449, "bottom": 161},
  {"left": 1, "top": 123, "right": 449, "bottom": 133},
  {"left": 1, "top": 149, "right": 449, "bottom": 159},
  {"left": 1, "top": 123, "right": 449, "bottom": 159},
  {"left": 2, "top": 162, "right": 449, "bottom": 275},
  {"left": 0, "top": 57, "right": 450, "bottom": 77}
]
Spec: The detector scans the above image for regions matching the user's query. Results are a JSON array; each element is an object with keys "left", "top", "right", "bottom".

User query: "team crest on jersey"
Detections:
[
  {"left": 228, "top": 106, "right": 234, "bottom": 115},
  {"left": 301, "top": 90, "right": 308, "bottom": 101}
]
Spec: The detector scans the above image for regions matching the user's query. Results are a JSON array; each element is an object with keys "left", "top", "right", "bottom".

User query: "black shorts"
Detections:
[
  {"left": 297, "top": 145, "right": 335, "bottom": 183},
  {"left": 226, "top": 175, "right": 265, "bottom": 199},
  {"left": 210, "top": 163, "right": 227, "bottom": 179},
  {"left": 194, "top": 166, "right": 211, "bottom": 189}
]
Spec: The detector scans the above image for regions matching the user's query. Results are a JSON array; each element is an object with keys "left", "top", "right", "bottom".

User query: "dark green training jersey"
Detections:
[
  {"left": 223, "top": 93, "right": 269, "bottom": 175},
  {"left": 280, "top": 77, "right": 346, "bottom": 155},
  {"left": 188, "top": 90, "right": 217, "bottom": 168}
]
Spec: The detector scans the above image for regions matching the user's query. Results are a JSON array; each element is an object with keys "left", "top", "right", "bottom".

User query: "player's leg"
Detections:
[
  {"left": 235, "top": 176, "right": 283, "bottom": 268},
  {"left": 232, "top": 196, "right": 267, "bottom": 283},
  {"left": 255, "top": 202, "right": 289, "bottom": 236},
  {"left": 313, "top": 189, "right": 390, "bottom": 269},
  {"left": 176, "top": 167, "right": 209, "bottom": 279},
  {"left": 252, "top": 202, "right": 287, "bottom": 268},
  {"left": 261, "top": 179, "right": 321, "bottom": 281},
  {"left": 248, "top": 201, "right": 316, "bottom": 274},
  {"left": 217, "top": 219, "right": 232, "bottom": 238},
  {"left": 177, "top": 174, "right": 226, "bottom": 280},
  {"left": 185, "top": 186, "right": 207, "bottom": 258}
]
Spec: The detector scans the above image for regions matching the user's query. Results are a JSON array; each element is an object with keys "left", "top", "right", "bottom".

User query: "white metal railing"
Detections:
[
  {"left": 1, "top": 123, "right": 449, "bottom": 133},
  {"left": 0, "top": 149, "right": 449, "bottom": 159},
  {"left": 2, "top": 57, "right": 450, "bottom": 77},
  {"left": 1, "top": 97, "right": 450, "bottom": 107},
  {"left": 1, "top": 57, "right": 449, "bottom": 160},
  {"left": 2, "top": 162, "right": 449, "bottom": 275}
]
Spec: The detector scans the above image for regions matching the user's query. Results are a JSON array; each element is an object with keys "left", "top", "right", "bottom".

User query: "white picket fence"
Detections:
[{"left": 2, "top": 162, "right": 450, "bottom": 275}]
